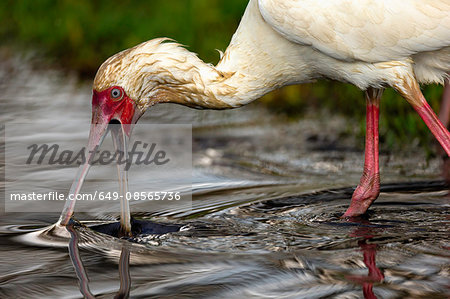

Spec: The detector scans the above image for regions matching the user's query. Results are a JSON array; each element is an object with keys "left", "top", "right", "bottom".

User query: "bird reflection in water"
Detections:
[
  {"left": 65, "top": 218, "right": 388, "bottom": 299},
  {"left": 345, "top": 218, "right": 385, "bottom": 299},
  {"left": 66, "top": 225, "right": 131, "bottom": 299}
]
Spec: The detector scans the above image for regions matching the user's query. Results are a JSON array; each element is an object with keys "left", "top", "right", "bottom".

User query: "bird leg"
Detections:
[
  {"left": 343, "top": 88, "right": 382, "bottom": 217},
  {"left": 396, "top": 79, "right": 450, "bottom": 156}
]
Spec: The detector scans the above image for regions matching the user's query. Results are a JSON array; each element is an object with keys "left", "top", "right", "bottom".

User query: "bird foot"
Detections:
[{"left": 342, "top": 175, "right": 380, "bottom": 217}]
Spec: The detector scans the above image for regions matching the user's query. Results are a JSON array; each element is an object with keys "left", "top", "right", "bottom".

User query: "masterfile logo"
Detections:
[{"left": 3, "top": 123, "right": 192, "bottom": 213}]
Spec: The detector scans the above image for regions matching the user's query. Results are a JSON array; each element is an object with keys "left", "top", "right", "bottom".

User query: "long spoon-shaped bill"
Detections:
[
  {"left": 58, "top": 121, "right": 109, "bottom": 226},
  {"left": 57, "top": 87, "right": 142, "bottom": 228}
]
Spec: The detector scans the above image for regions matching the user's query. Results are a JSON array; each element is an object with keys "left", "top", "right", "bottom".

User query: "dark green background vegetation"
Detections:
[{"left": 0, "top": 0, "right": 445, "bottom": 153}]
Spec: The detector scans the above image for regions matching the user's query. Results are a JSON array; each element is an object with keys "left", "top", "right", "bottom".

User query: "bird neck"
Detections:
[
  {"left": 145, "top": 45, "right": 276, "bottom": 110},
  {"left": 143, "top": 45, "right": 271, "bottom": 110},
  {"left": 148, "top": 0, "right": 313, "bottom": 110}
]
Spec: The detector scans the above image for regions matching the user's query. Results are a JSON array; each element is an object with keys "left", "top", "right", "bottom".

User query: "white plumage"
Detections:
[
  {"left": 218, "top": 0, "right": 450, "bottom": 101},
  {"left": 260, "top": 0, "right": 450, "bottom": 62}
]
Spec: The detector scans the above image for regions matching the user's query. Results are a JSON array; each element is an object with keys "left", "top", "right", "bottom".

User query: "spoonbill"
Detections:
[{"left": 58, "top": 0, "right": 450, "bottom": 235}]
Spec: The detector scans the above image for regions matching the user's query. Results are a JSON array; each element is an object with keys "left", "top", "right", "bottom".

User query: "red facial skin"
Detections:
[{"left": 91, "top": 86, "right": 136, "bottom": 135}]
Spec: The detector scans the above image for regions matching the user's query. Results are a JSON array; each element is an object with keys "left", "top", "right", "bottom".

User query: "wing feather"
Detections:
[{"left": 258, "top": 0, "right": 450, "bottom": 62}]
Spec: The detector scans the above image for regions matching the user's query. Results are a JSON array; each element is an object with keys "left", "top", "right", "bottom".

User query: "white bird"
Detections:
[{"left": 58, "top": 0, "right": 450, "bottom": 235}]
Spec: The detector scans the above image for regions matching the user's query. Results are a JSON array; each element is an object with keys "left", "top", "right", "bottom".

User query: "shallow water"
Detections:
[{"left": 1, "top": 57, "right": 449, "bottom": 298}]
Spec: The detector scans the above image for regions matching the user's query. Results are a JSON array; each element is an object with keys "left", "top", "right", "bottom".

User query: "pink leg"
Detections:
[
  {"left": 414, "top": 101, "right": 450, "bottom": 155},
  {"left": 394, "top": 78, "right": 450, "bottom": 156},
  {"left": 344, "top": 88, "right": 383, "bottom": 217}
]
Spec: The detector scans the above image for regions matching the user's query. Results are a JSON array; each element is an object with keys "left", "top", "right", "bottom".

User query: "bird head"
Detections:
[
  {"left": 62, "top": 39, "right": 186, "bottom": 226},
  {"left": 86, "top": 38, "right": 234, "bottom": 153},
  {"left": 86, "top": 38, "right": 186, "bottom": 153}
]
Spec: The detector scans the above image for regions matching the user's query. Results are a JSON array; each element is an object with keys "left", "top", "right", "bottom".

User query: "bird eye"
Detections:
[{"left": 110, "top": 87, "right": 123, "bottom": 101}]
